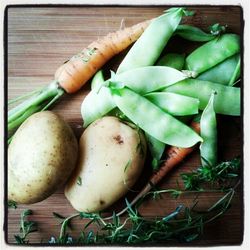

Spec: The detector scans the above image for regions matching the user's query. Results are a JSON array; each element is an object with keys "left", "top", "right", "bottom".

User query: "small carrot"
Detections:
[
  {"left": 55, "top": 19, "right": 151, "bottom": 94},
  {"left": 8, "top": 19, "right": 151, "bottom": 138},
  {"left": 104, "top": 120, "right": 200, "bottom": 219}
]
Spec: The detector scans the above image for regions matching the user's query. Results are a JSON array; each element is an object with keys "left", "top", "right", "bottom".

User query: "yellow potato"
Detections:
[
  {"left": 8, "top": 111, "right": 78, "bottom": 204},
  {"left": 65, "top": 116, "right": 147, "bottom": 212}
]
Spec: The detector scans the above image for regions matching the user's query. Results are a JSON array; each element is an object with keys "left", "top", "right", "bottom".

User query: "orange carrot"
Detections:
[
  {"left": 104, "top": 121, "right": 200, "bottom": 219},
  {"left": 55, "top": 19, "right": 151, "bottom": 93},
  {"left": 8, "top": 19, "right": 151, "bottom": 138},
  {"left": 150, "top": 121, "right": 200, "bottom": 186}
]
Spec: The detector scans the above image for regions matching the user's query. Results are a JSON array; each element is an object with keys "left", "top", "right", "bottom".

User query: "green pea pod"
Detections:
[
  {"left": 229, "top": 57, "right": 241, "bottom": 86},
  {"left": 82, "top": 70, "right": 116, "bottom": 127},
  {"left": 175, "top": 24, "right": 218, "bottom": 42},
  {"left": 156, "top": 53, "right": 185, "bottom": 70},
  {"left": 81, "top": 88, "right": 115, "bottom": 128},
  {"left": 82, "top": 65, "right": 187, "bottom": 127},
  {"left": 91, "top": 70, "right": 105, "bottom": 90},
  {"left": 200, "top": 93, "right": 217, "bottom": 167},
  {"left": 112, "top": 87, "right": 202, "bottom": 147},
  {"left": 185, "top": 34, "right": 240, "bottom": 76},
  {"left": 145, "top": 92, "right": 199, "bottom": 116},
  {"left": 145, "top": 133, "right": 165, "bottom": 170},
  {"left": 109, "top": 66, "right": 187, "bottom": 94},
  {"left": 117, "top": 8, "right": 187, "bottom": 74},
  {"left": 197, "top": 53, "right": 240, "bottom": 85},
  {"left": 164, "top": 79, "right": 240, "bottom": 116}
]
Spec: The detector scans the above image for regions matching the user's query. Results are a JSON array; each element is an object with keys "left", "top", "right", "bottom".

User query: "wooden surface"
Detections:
[{"left": 7, "top": 6, "right": 242, "bottom": 245}]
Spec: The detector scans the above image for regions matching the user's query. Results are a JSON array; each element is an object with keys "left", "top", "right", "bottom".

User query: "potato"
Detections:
[
  {"left": 8, "top": 111, "right": 78, "bottom": 204},
  {"left": 65, "top": 116, "right": 147, "bottom": 212}
]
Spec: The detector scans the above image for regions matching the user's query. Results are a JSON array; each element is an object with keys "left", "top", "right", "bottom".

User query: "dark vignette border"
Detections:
[{"left": 3, "top": 3, "right": 244, "bottom": 247}]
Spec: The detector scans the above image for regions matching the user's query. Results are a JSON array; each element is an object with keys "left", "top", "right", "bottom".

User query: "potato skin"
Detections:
[
  {"left": 65, "top": 116, "right": 147, "bottom": 213},
  {"left": 8, "top": 111, "right": 78, "bottom": 204}
]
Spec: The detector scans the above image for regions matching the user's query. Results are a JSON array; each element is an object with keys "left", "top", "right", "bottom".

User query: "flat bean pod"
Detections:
[
  {"left": 156, "top": 53, "right": 185, "bottom": 70},
  {"left": 117, "top": 8, "right": 186, "bottom": 74},
  {"left": 164, "top": 79, "right": 240, "bottom": 116},
  {"left": 112, "top": 87, "right": 202, "bottom": 147},
  {"left": 145, "top": 133, "right": 165, "bottom": 169},
  {"left": 109, "top": 66, "right": 187, "bottom": 94},
  {"left": 200, "top": 93, "right": 217, "bottom": 167},
  {"left": 91, "top": 70, "right": 105, "bottom": 90},
  {"left": 197, "top": 53, "right": 240, "bottom": 85},
  {"left": 82, "top": 65, "right": 187, "bottom": 127},
  {"left": 82, "top": 70, "right": 115, "bottom": 127},
  {"left": 229, "top": 57, "right": 241, "bottom": 86},
  {"left": 185, "top": 34, "right": 240, "bottom": 75},
  {"left": 175, "top": 24, "right": 217, "bottom": 42},
  {"left": 145, "top": 92, "right": 199, "bottom": 116}
]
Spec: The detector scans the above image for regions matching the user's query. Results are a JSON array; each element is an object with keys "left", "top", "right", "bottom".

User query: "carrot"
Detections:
[
  {"left": 8, "top": 19, "right": 151, "bottom": 139},
  {"left": 104, "top": 120, "right": 200, "bottom": 219},
  {"left": 55, "top": 19, "right": 151, "bottom": 94}
]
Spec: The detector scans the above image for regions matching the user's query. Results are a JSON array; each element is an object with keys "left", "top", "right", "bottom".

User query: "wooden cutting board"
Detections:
[{"left": 6, "top": 6, "right": 242, "bottom": 245}]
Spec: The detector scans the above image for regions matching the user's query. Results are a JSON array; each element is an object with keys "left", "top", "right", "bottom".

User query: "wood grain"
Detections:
[{"left": 6, "top": 6, "right": 243, "bottom": 245}]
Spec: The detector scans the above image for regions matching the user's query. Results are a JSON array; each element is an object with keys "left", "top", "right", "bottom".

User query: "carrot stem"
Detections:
[
  {"left": 8, "top": 19, "right": 151, "bottom": 138},
  {"left": 8, "top": 104, "right": 43, "bottom": 131},
  {"left": 8, "top": 87, "right": 44, "bottom": 106},
  {"left": 8, "top": 81, "right": 64, "bottom": 138}
]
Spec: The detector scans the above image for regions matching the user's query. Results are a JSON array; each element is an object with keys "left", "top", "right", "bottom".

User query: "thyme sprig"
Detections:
[
  {"left": 13, "top": 158, "right": 241, "bottom": 244},
  {"left": 49, "top": 184, "right": 238, "bottom": 244},
  {"left": 181, "top": 157, "right": 240, "bottom": 190},
  {"left": 8, "top": 200, "right": 17, "bottom": 209},
  {"left": 14, "top": 209, "right": 37, "bottom": 244}
]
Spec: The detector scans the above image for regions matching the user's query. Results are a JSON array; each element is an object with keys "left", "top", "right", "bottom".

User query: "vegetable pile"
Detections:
[
  {"left": 8, "top": 6, "right": 241, "bottom": 245},
  {"left": 81, "top": 7, "right": 240, "bottom": 170}
]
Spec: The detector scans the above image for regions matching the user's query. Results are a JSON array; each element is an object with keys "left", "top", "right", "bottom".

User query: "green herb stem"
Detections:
[{"left": 59, "top": 213, "right": 79, "bottom": 239}]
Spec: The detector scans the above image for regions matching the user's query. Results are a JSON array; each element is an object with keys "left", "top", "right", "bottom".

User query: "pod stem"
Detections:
[
  {"left": 209, "top": 23, "right": 227, "bottom": 36},
  {"left": 8, "top": 81, "right": 65, "bottom": 139}
]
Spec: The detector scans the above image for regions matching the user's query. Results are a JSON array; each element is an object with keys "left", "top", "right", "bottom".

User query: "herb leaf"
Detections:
[
  {"left": 14, "top": 209, "right": 37, "bottom": 244},
  {"left": 124, "top": 160, "right": 131, "bottom": 173},
  {"left": 13, "top": 158, "right": 240, "bottom": 245},
  {"left": 77, "top": 176, "right": 82, "bottom": 186},
  {"left": 53, "top": 212, "right": 66, "bottom": 220},
  {"left": 8, "top": 200, "right": 17, "bottom": 209},
  {"left": 181, "top": 157, "right": 240, "bottom": 190},
  {"left": 48, "top": 185, "right": 238, "bottom": 244}
]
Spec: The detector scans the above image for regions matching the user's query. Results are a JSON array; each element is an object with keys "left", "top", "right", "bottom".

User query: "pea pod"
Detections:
[
  {"left": 156, "top": 53, "right": 185, "bottom": 70},
  {"left": 82, "top": 70, "right": 115, "bottom": 127},
  {"left": 200, "top": 93, "right": 217, "bottom": 167},
  {"left": 229, "top": 57, "right": 241, "bottom": 86},
  {"left": 112, "top": 87, "right": 202, "bottom": 147},
  {"left": 117, "top": 8, "right": 187, "bottom": 74},
  {"left": 185, "top": 34, "right": 240, "bottom": 76},
  {"left": 91, "top": 70, "right": 105, "bottom": 90},
  {"left": 145, "top": 92, "right": 199, "bottom": 116},
  {"left": 175, "top": 24, "right": 222, "bottom": 42},
  {"left": 109, "top": 66, "right": 187, "bottom": 94},
  {"left": 145, "top": 133, "right": 165, "bottom": 170},
  {"left": 197, "top": 53, "right": 240, "bottom": 85},
  {"left": 164, "top": 79, "right": 240, "bottom": 116},
  {"left": 81, "top": 87, "right": 115, "bottom": 128},
  {"left": 83, "top": 65, "right": 187, "bottom": 127}
]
